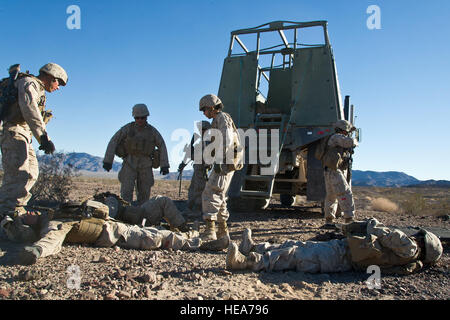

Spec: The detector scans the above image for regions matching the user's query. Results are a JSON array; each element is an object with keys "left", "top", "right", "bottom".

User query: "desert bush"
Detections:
[
  {"left": 400, "top": 193, "right": 427, "bottom": 215},
  {"left": 370, "top": 197, "right": 400, "bottom": 213},
  {"left": 30, "top": 152, "right": 80, "bottom": 205}
]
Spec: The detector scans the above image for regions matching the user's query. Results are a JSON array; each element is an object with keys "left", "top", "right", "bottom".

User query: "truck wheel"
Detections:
[{"left": 280, "top": 194, "right": 296, "bottom": 207}]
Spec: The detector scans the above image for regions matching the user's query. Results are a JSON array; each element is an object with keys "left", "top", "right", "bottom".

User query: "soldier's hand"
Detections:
[
  {"left": 178, "top": 162, "right": 186, "bottom": 173},
  {"left": 103, "top": 162, "right": 112, "bottom": 172},
  {"left": 38, "top": 134, "right": 55, "bottom": 154},
  {"left": 160, "top": 166, "right": 169, "bottom": 175}
]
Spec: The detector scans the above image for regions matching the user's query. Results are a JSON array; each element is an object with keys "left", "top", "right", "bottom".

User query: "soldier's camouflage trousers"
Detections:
[
  {"left": 33, "top": 219, "right": 201, "bottom": 259},
  {"left": 118, "top": 161, "right": 154, "bottom": 205},
  {"left": 0, "top": 130, "right": 39, "bottom": 212},
  {"left": 249, "top": 238, "right": 352, "bottom": 273},
  {"left": 323, "top": 168, "right": 355, "bottom": 220},
  {"left": 202, "top": 170, "right": 234, "bottom": 222},
  {"left": 187, "top": 164, "right": 208, "bottom": 213}
]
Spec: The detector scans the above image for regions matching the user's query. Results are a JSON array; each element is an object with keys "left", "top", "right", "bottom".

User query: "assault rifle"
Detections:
[
  {"left": 0, "top": 64, "right": 21, "bottom": 124},
  {"left": 177, "top": 133, "right": 200, "bottom": 196}
]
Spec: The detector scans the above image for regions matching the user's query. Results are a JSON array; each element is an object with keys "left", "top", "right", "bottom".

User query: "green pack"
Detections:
[{"left": 314, "top": 135, "right": 332, "bottom": 161}]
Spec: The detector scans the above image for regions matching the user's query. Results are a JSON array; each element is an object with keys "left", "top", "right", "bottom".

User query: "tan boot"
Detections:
[
  {"left": 226, "top": 242, "right": 249, "bottom": 270},
  {"left": 200, "top": 234, "right": 230, "bottom": 251},
  {"left": 200, "top": 220, "right": 217, "bottom": 241},
  {"left": 239, "top": 228, "right": 255, "bottom": 255},
  {"left": 216, "top": 221, "right": 229, "bottom": 239}
]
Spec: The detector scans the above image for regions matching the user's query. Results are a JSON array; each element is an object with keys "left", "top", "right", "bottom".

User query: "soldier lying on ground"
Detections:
[
  {"left": 1, "top": 193, "right": 226, "bottom": 265},
  {"left": 226, "top": 218, "right": 443, "bottom": 275}
]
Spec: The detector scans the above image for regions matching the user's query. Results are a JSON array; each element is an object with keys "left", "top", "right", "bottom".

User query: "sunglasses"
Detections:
[{"left": 134, "top": 117, "right": 147, "bottom": 120}]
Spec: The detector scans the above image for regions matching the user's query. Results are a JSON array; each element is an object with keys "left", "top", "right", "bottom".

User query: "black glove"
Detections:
[
  {"left": 160, "top": 167, "right": 169, "bottom": 175},
  {"left": 39, "top": 134, "right": 55, "bottom": 154},
  {"left": 103, "top": 162, "right": 112, "bottom": 172},
  {"left": 178, "top": 162, "right": 186, "bottom": 173}
]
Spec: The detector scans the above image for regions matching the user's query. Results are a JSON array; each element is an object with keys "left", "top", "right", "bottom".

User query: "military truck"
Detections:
[{"left": 216, "top": 20, "right": 359, "bottom": 211}]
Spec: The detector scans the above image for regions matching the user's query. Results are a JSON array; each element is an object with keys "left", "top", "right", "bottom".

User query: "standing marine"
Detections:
[
  {"left": 198, "top": 94, "right": 243, "bottom": 249},
  {"left": 103, "top": 104, "right": 170, "bottom": 205},
  {"left": 0, "top": 63, "right": 68, "bottom": 218},
  {"left": 320, "top": 119, "right": 358, "bottom": 226}
]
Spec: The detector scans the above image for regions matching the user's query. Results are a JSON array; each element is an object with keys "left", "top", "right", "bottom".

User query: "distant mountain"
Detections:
[
  {"left": 352, "top": 170, "right": 420, "bottom": 187},
  {"left": 406, "top": 180, "right": 450, "bottom": 188},
  {"left": 36, "top": 152, "right": 193, "bottom": 180},
  {"left": 1, "top": 152, "right": 448, "bottom": 186}
]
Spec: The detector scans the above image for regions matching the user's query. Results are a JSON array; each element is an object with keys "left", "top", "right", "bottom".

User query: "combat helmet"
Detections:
[
  {"left": 420, "top": 229, "right": 443, "bottom": 264},
  {"left": 199, "top": 94, "right": 222, "bottom": 111},
  {"left": 39, "top": 63, "right": 68, "bottom": 86},
  {"left": 132, "top": 104, "right": 149, "bottom": 117},
  {"left": 333, "top": 119, "right": 354, "bottom": 132}
]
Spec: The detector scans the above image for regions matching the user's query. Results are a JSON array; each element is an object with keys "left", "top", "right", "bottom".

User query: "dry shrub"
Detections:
[
  {"left": 401, "top": 193, "right": 426, "bottom": 215},
  {"left": 370, "top": 197, "right": 400, "bottom": 213},
  {"left": 30, "top": 152, "right": 80, "bottom": 205}
]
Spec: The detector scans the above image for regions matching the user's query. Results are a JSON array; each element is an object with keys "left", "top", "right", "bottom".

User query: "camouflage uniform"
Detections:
[
  {"left": 103, "top": 122, "right": 169, "bottom": 204},
  {"left": 323, "top": 133, "right": 357, "bottom": 221},
  {"left": 0, "top": 76, "right": 47, "bottom": 214},
  {"left": 186, "top": 163, "right": 208, "bottom": 214},
  {"left": 18, "top": 197, "right": 200, "bottom": 265},
  {"left": 227, "top": 218, "right": 442, "bottom": 275},
  {"left": 201, "top": 111, "right": 237, "bottom": 223}
]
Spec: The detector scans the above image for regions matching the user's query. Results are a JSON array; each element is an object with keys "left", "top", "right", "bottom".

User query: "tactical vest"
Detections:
[
  {"left": 56, "top": 200, "right": 109, "bottom": 244},
  {"left": 65, "top": 217, "right": 105, "bottom": 244},
  {"left": 320, "top": 135, "right": 350, "bottom": 171},
  {"left": 1, "top": 74, "right": 50, "bottom": 125},
  {"left": 116, "top": 124, "right": 159, "bottom": 167},
  {"left": 347, "top": 234, "right": 422, "bottom": 274}
]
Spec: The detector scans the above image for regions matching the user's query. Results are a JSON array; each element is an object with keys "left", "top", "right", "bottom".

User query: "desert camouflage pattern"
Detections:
[
  {"left": 33, "top": 219, "right": 200, "bottom": 259},
  {"left": 323, "top": 133, "right": 357, "bottom": 220},
  {"left": 103, "top": 122, "right": 169, "bottom": 204},
  {"left": 238, "top": 218, "right": 435, "bottom": 275},
  {"left": 32, "top": 198, "right": 198, "bottom": 259},
  {"left": 201, "top": 111, "right": 238, "bottom": 222},
  {"left": 0, "top": 77, "right": 48, "bottom": 212},
  {"left": 202, "top": 170, "right": 234, "bottom": 222},
  {"left": 248, "top": 238, "right": 352, "bottom": 273},
  {"left": 187, "top": 164, "right": 208, "bottom": 214},
  {"left": 343, "top": 218, "right": 424, "bottom": 274},
  {"left": 140, "top": 195, "right": 186, "bottom": 228}
]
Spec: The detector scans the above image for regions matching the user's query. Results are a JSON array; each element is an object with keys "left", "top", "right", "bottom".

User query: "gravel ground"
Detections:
[{"left": 0, "top": 180, "right": 448, "bottom": 304}]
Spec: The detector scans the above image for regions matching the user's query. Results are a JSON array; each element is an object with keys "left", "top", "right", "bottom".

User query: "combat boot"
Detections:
[
  {"left": 200, "top": 220, "right": 217, "bottom": 241},
  {"left": 239, "top": 228, "right": 255, "bottom": 255},
  {"left": 216, "top": 221, "right": 229, "bottom": 240},
  {"left": 199, "top": 234, "right": 230, "bottom": 251},
  {"left": 17, "top": 245, "right": 42, "bottom": 265},
  {"left": 226, "top": 242, "right": 251, "bottom": 270},
  {"left": 321, "top": 217, "right": 336, "bottom": 230}
]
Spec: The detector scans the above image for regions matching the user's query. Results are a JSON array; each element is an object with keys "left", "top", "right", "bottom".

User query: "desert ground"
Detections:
[{"left": 0, "top": 177, "right": 448, "bottom": 303}]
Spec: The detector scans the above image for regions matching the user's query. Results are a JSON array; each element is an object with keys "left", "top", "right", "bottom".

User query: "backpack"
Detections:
[
  {"left": 314, "top": 135, "right": 332, "bottom": 161},
  {"left": 0, "top": 67, "right": 38, "bottom": 124}
]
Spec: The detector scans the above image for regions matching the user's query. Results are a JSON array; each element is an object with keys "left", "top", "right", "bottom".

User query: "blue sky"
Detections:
[{"left": 0, "top": 0, "right": 449, "bottom": 180}]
